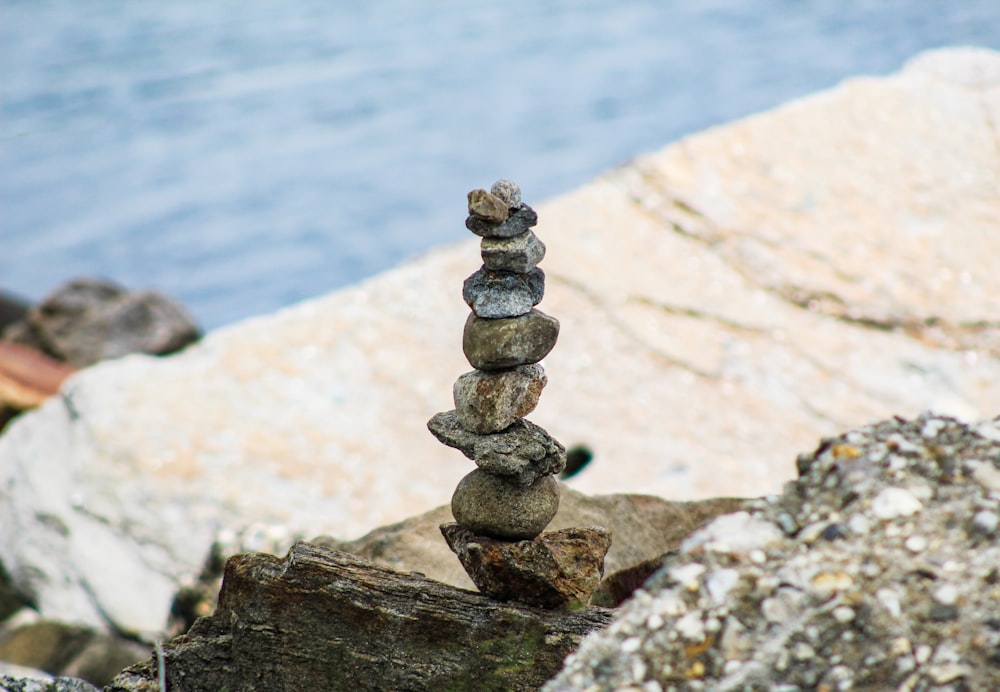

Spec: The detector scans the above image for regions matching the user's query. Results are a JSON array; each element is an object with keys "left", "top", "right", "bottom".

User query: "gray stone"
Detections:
[
  {"left": 462, "top": 266, "right": 544, "bottom": 319},
  {"left": 441, "top": 523, "right": 611, "bottom": 609},
  {"left": 451, "top": 470, "right": 560, "bottom": 540},
  {"left": 0, "top": 675, "right": 100, "bottom": 692},
  {"left": 481, "top": 230, "right": 546, "bottom": 273},
  {"left": 427, "top": 410, "right": 566, "bottom": 486},
  {"left": 467, "top": 189, "right": 508, "bottom": 223},
  {"left": 490, "top": 179, "right": 522, "bottom": 209},
  {"left": 453, "top": 364, "right": 546, "bottom": 434},
  {"left": 466, "top": 204, "right": 538, "bottom": 238},
  {"left": 462, "top": 309, "right": 559, "bottom": 371},
  {"left": 2, "top": 278, "right": 200, "bottom": 368}
]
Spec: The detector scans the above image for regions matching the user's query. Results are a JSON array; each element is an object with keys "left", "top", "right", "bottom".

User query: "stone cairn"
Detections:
[{"left": 429, "top": 180, "right": 611, "bottom": 609}]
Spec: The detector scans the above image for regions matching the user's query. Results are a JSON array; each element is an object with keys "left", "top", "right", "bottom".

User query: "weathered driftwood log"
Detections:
[{"left": 108, "top": 542, "right": 613, "bottom": 691}]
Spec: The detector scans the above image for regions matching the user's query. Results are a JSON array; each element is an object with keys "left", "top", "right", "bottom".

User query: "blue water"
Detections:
[{"left": 3, "top": 1, "right": 999, "bottom": 328}]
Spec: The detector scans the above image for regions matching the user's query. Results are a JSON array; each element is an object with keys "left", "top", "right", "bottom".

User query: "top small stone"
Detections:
[
  {"left": 468, "top": 189, "right": 509, "bottom": 223},
  {"left": 490, "top": 179, "right": 522, "bottom": 210}
]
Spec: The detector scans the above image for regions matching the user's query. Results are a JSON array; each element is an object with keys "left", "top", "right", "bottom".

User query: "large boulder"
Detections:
[
  {"left": 0, "top": 47, "right": 997, "bottom": 639},
  {"left": 546, "top": 413, "right": 1000, "bottom": 690}
]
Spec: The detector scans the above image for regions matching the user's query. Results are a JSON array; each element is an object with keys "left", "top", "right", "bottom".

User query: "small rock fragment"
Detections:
[
  {"left": 453, "top": 364, "right": 547, "bottom": 434},
  {"left": 490, "top": 179, "right": 522, "bottom": 209},
  {"left": 441, "top": 522, "right": 610, "bottom": 608},
  {"left": 467, "top": 189, "right": 509, "bottom": 223},
  {"left": 450, "top": 470, "right": 560, "bottom": 540},
  {"left": 462, "top": 309, "right": 559, "bottom": 370},
  {"left": 871, "top": 487, "right": 923, "bottom": 519}
]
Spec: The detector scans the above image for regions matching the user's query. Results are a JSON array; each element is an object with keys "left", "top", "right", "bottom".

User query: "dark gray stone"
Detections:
[
  {"left": 466, "top": 204, "right": 538, "bottom": 238},
  {"left": 462, "top": 309, "right": 559, "bottom": 371},
  {"left": 451, "top": 470, "right": 560, "bottom": 540},
  {"left": 481, "top": 230, "right": 546, "bottom": 273},
  {"left": 427, "top": 410, "right": 566, "bottom": 486},
  {"left": 441, "top": 523, "right": 611, "bottom": 609},
  {"left": 2, "top": 278, "right": 200, "bottom": 367},
  {"left": 462, "top": 267, "right": 544, "bottom": 319},
  {"left": 490, "top": 179, "right": 522, "bottom": 210}
]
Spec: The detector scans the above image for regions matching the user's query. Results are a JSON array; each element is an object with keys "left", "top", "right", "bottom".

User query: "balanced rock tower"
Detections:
[{"left": 429, "top": 180, "right": 611, "bottom": 609}]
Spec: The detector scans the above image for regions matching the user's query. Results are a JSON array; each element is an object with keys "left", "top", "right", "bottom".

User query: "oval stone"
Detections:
[
  {"left": 462, "top": 309, "right": 559, "bottom": 371},
  {"left": 466, "top": 204, "right": 538, "bottom": 238},
  {"left": 462, "top": 266, "right": 544, "bottom": 319},
  {"left": 451, "top": 470, "right": 560, "bottom": 540}
]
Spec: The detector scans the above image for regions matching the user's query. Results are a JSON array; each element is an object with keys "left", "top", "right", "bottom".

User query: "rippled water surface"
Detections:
[{"left": 3, "top": 1, "right": 998, "bottom": 327}]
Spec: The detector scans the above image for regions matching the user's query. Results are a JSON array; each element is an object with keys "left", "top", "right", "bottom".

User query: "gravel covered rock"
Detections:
[
  {"left": 481, "top": 230, "right": 546, "bottom": 273},
  {"left": 547, "top": 413, "right": 1000, "bottom": 691}
]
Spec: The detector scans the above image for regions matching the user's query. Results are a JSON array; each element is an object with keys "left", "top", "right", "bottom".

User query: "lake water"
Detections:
[{"left": 3, "top": 0, "right": 998, "bottom": 328}]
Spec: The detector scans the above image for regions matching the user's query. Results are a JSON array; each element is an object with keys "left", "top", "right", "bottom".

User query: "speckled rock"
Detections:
[
  {"left": 466, "top": 189, "right": 508, "bottom": 223},
  {"left": 453, "top": 364, "right": 547, "bottom": 434},
  {"left": 451, "top": 470, "right": 560, "bottom": 540},
  {"left": 490, "top": 179, "right": 522, "bottom": 210},
  {"left": 462, "top": 267, "right": 545, "bottom": 319},
  {"left": 427, "top": 410, "right": 566, "bottom": 486},
  {"left": 481, "top": 230, "right": 546, "bottom": 273},
  {"left": 546, "top": 413, "right": 1000, "bottom": 691},
  {"left": 462, "top": 309, "right": 559, "bottom": 371},
  {"left": 441, "top": 523, "right": 611, "bottom": 609},
  {"left": 466, "top": 204, "right": 538, "bottom": 238}
]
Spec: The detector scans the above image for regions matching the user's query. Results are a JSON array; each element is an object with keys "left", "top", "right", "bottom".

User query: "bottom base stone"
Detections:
[{"left": 440, "top": 522, "right": 612, "bottom": 609}]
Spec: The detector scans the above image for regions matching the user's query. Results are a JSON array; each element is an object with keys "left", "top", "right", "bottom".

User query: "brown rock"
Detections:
[
  {"left": 462, "top": 309, "right": 559, "bottom": 370},
  {"left": 106, "top": 544, "right": 613, "bottom": 692},
  {"left": 441, "top": 523, "right": 612, "bottom": 609},
  {"left": 467, "top": 189, "right": 509, "bottom": 223},
  {"left": 427, "top": 410, "right": 566, "bottom": 486},
  {"left": 451, "top": 470, "right": 559, "bottom": 540},
  {"left": 453, "top": 364, "right": 547, "bottom": 434},
  {"left": 0, "top": 341, "right": 76, "bottom": 409}
]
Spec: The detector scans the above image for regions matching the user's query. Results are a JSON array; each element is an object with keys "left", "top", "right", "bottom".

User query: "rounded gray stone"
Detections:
[
  {"left": 451, "top": 470, "right": 560, "bottom": 540},
  {"left": 490, "top": 179, "right": 522, "bottom": 210},
  {"left": 462, "top": 309, "right": 559, "bottom": 371},
  {"left": 453, "top": 364, "right": 547, "bottom": 434},
  {"left": 462, "top": 266, "right": 544, "bottom": 319},
  {"left": 481, "top": 231, "right": 546, "bottom": 273}
]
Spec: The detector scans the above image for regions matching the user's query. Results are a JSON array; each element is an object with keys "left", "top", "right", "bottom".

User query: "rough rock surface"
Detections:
[
  {"left": 462, "top": 266, "right": 545, "bottom": 319},
  {"left": 441, "top": 523, "right": 612, "bottom": 609},
  {"left": 107, "top": 543, "right": 613, "bottom": 692},
  {"left": 453, "top": 364, "right": 547, "bottom": 434},
  {"left": 546, "top": 413, "right": 1000, "bottom": 691},
  {"left": 467, "top": 188, "right": 509, "bottom": 223},
  {"left": 482, "top": 230, "right": 546, "bottom": 273},
  {"left": 466, "top": 204, "right": 538, "bottom": 238},
  {"left": 451, "top": 470, "right": 560, "bottom": 540},
  {"left": 0, "top": 674, "right": 98, "bottom": 692},
  {"left": 0, "top": 48, "right": 997, "bottom": 638},
  {"left": 1, "top": 278, "right": 200, "bottom": 367},
  {"left": 321, "top": 488, "right": 747, "bottom": 593},
  {"left": 428, "top": 410, "right": 566, "bottom": 486},
  {"left": 463, "top": 309, "right": 560, "bottom": 370}
]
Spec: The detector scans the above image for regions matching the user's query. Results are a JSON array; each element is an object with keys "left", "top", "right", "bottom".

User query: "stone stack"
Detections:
[{"left": 429, "top": 181, "right": 610, "bottom": 609}]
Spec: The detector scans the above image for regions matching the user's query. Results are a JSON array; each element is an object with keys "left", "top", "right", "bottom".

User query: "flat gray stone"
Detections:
[
  {"left": 481, "top": 231, "right": 546, "bottom": 273},
  {"left": 451, "top": 470, "right": 560, "bottom": 540},
  {"left": 462, "top": 267, "right": 544, "bottom": 319},
  {"left": 453, "top": 364, "right": 547, "bottom": 434},
  {"left": 462, "top": 309, "right": 559, "bottom": 371},
  {"left": 427, "top": 410, "right": 566, "bottom": 486},
  {"left": 466, "top": 204, "right": 538, "bottom": 238}
]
